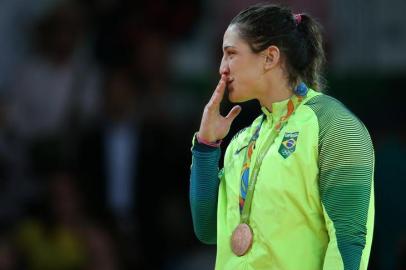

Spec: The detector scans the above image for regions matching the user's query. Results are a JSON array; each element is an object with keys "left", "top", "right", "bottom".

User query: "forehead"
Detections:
[{"left": 222, "top": 24, "right": 247, "bottom": 49}]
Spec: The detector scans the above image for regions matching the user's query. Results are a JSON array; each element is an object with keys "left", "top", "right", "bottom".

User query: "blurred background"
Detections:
[{"left": 0, "top": 0, "right": 404, "bottom": 269}]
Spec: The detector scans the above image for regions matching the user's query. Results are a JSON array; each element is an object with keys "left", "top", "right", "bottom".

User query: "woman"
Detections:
[{"left": 189, "top": 3, "right": 374, "bottom": 270}]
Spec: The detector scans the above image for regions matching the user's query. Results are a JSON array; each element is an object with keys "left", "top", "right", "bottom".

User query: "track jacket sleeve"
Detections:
[
  {"left": 189, "top": 135, "right": 221, "bottom": 244},
  {"left": 307, "top": 95, "right": 375, "bottom": 270}
]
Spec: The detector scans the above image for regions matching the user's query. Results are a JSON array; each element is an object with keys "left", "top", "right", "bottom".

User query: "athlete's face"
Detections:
[{"left": 219, "top": 24, "right": 265, "bottom": 103}]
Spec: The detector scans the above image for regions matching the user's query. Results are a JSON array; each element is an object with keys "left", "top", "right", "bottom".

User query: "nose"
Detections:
[{"left": 219, "top": 57, "right": 230, "bottom": 76}]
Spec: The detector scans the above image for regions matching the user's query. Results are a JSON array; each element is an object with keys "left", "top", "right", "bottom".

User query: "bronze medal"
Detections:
[{"left": 231, "top": 223, "right": 253, "bottom": 256}]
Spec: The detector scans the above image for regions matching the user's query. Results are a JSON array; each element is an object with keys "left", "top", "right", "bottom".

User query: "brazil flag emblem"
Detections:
[{"left": 278, "top": 132, "right": 299, "bottom": 159}]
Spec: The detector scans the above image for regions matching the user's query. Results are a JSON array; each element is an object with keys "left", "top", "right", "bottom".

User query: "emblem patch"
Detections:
[{"left": 278, "top": 132, "right": 299, "bottom": 159}]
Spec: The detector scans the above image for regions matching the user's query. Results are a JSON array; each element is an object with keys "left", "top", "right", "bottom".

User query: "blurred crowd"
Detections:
[
  {"left": 0, "top": 0, "right": 404, "bottom": 269},
  {"left": 0, "top": 1, "right": 211, "bottom": 269}
]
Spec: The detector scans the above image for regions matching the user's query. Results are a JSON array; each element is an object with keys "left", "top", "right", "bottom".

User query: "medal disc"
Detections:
[{"left": 231, "top": 223, "right": 253, "bottom": 256}]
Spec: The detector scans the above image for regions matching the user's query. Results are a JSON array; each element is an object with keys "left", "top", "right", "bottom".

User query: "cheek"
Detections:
[
  {"left": 234, "top": 65, "right": 259, "bottom": 90},
  {"left": 231, "top": 58, "right": 260, "bottom": 81}
]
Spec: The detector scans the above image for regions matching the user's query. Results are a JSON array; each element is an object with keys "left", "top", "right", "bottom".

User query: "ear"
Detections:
[{"left": 263, "top": 45, "right": 280, "bottom": 71}]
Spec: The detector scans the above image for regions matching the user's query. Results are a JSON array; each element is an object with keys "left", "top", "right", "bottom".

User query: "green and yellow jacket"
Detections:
[{"left": 190, "top": 89, "right": 374, "bottom": 270}]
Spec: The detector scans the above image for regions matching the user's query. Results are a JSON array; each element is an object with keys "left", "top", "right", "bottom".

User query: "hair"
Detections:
[{"left": 230, "top": 3, "right": 326, "bottom": 91}]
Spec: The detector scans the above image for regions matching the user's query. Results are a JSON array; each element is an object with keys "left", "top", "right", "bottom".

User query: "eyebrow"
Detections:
[{"left": 223, "top": 45, "right": 236, "bottom": 51}]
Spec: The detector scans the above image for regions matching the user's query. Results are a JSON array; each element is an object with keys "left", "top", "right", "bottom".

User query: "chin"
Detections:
[
  {"left": 228, "top": 90, "right": 249, "bottom": 103},
  {"left": 227, "top": 91, "right": 240, "bottom": 103},
  {"left": 227, "top": 83, "right": 253, "bottom": 103}
]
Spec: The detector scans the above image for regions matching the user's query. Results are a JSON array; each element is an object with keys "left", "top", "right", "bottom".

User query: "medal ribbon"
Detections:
[
  {"left": 239, "top": 93, "right": 306, "bottom": 224},
  {"left": 239, "top": 117, "right": 264, "bottom": 212}
]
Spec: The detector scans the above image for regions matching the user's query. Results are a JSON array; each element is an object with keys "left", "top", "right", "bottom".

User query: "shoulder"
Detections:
[
  {"left": 230, "top": 126, "right": 249, "bottom": 143},
  {"left": 225, "top": 114, "right": 263, "bottom": 155},
  {"left": 303, "top": 93, "right": 373, "bottom": 153},
  {"left": 304, "top": 93, "right": 354, "bottom": 120},
  {"left": 304, "top": 93, "right": 368, "bottom": 134}
]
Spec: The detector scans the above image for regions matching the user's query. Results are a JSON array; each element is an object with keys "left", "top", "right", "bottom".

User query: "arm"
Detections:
[
  {"left": 319, "top": 111, "right": 374, "bottom": 270},
  {"left": 189, "top": 74, "right": 241, "bottom": 244},
  {"left": 189, "top": 136, "right": 221, "bottom": 244}
]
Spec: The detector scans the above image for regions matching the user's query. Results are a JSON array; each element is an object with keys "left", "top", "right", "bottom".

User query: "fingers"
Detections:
[
  {"left": 207, "top": 75, "right": 227, "bottom": 109},
  {"left": 225, "top": 105, "right": 242, "bottom": 123}
]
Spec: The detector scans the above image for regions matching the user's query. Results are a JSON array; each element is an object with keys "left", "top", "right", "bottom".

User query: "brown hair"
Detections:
[{"left": 230, "top": 3, "right": 326, "bottom": 91}]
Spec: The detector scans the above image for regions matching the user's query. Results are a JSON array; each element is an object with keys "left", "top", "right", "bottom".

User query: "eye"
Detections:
[{"left": 227, "top": 50, "right": 236, "bottom": 58}]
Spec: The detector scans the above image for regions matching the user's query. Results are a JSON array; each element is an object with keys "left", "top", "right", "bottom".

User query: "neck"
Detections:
[{"left": 258, "top": 81, "right": 293, "bottom": 112}]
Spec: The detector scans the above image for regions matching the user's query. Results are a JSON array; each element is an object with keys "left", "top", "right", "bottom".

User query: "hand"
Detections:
[{"left": 198, "top": 75, "right": 242, "bottom": 142}]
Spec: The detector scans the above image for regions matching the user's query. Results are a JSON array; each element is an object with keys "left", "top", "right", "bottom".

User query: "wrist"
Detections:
[{"left": 196, "top": 133, "right": 222, "bottom": 147}]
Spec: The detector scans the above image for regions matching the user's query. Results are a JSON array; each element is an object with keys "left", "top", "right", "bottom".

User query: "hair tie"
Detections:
[
  {"left": 294, "top": 13, "right": 302, "bottom": 25},
  {"left": 294, "top": 82, "right": 308, "bottom": 96}
]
